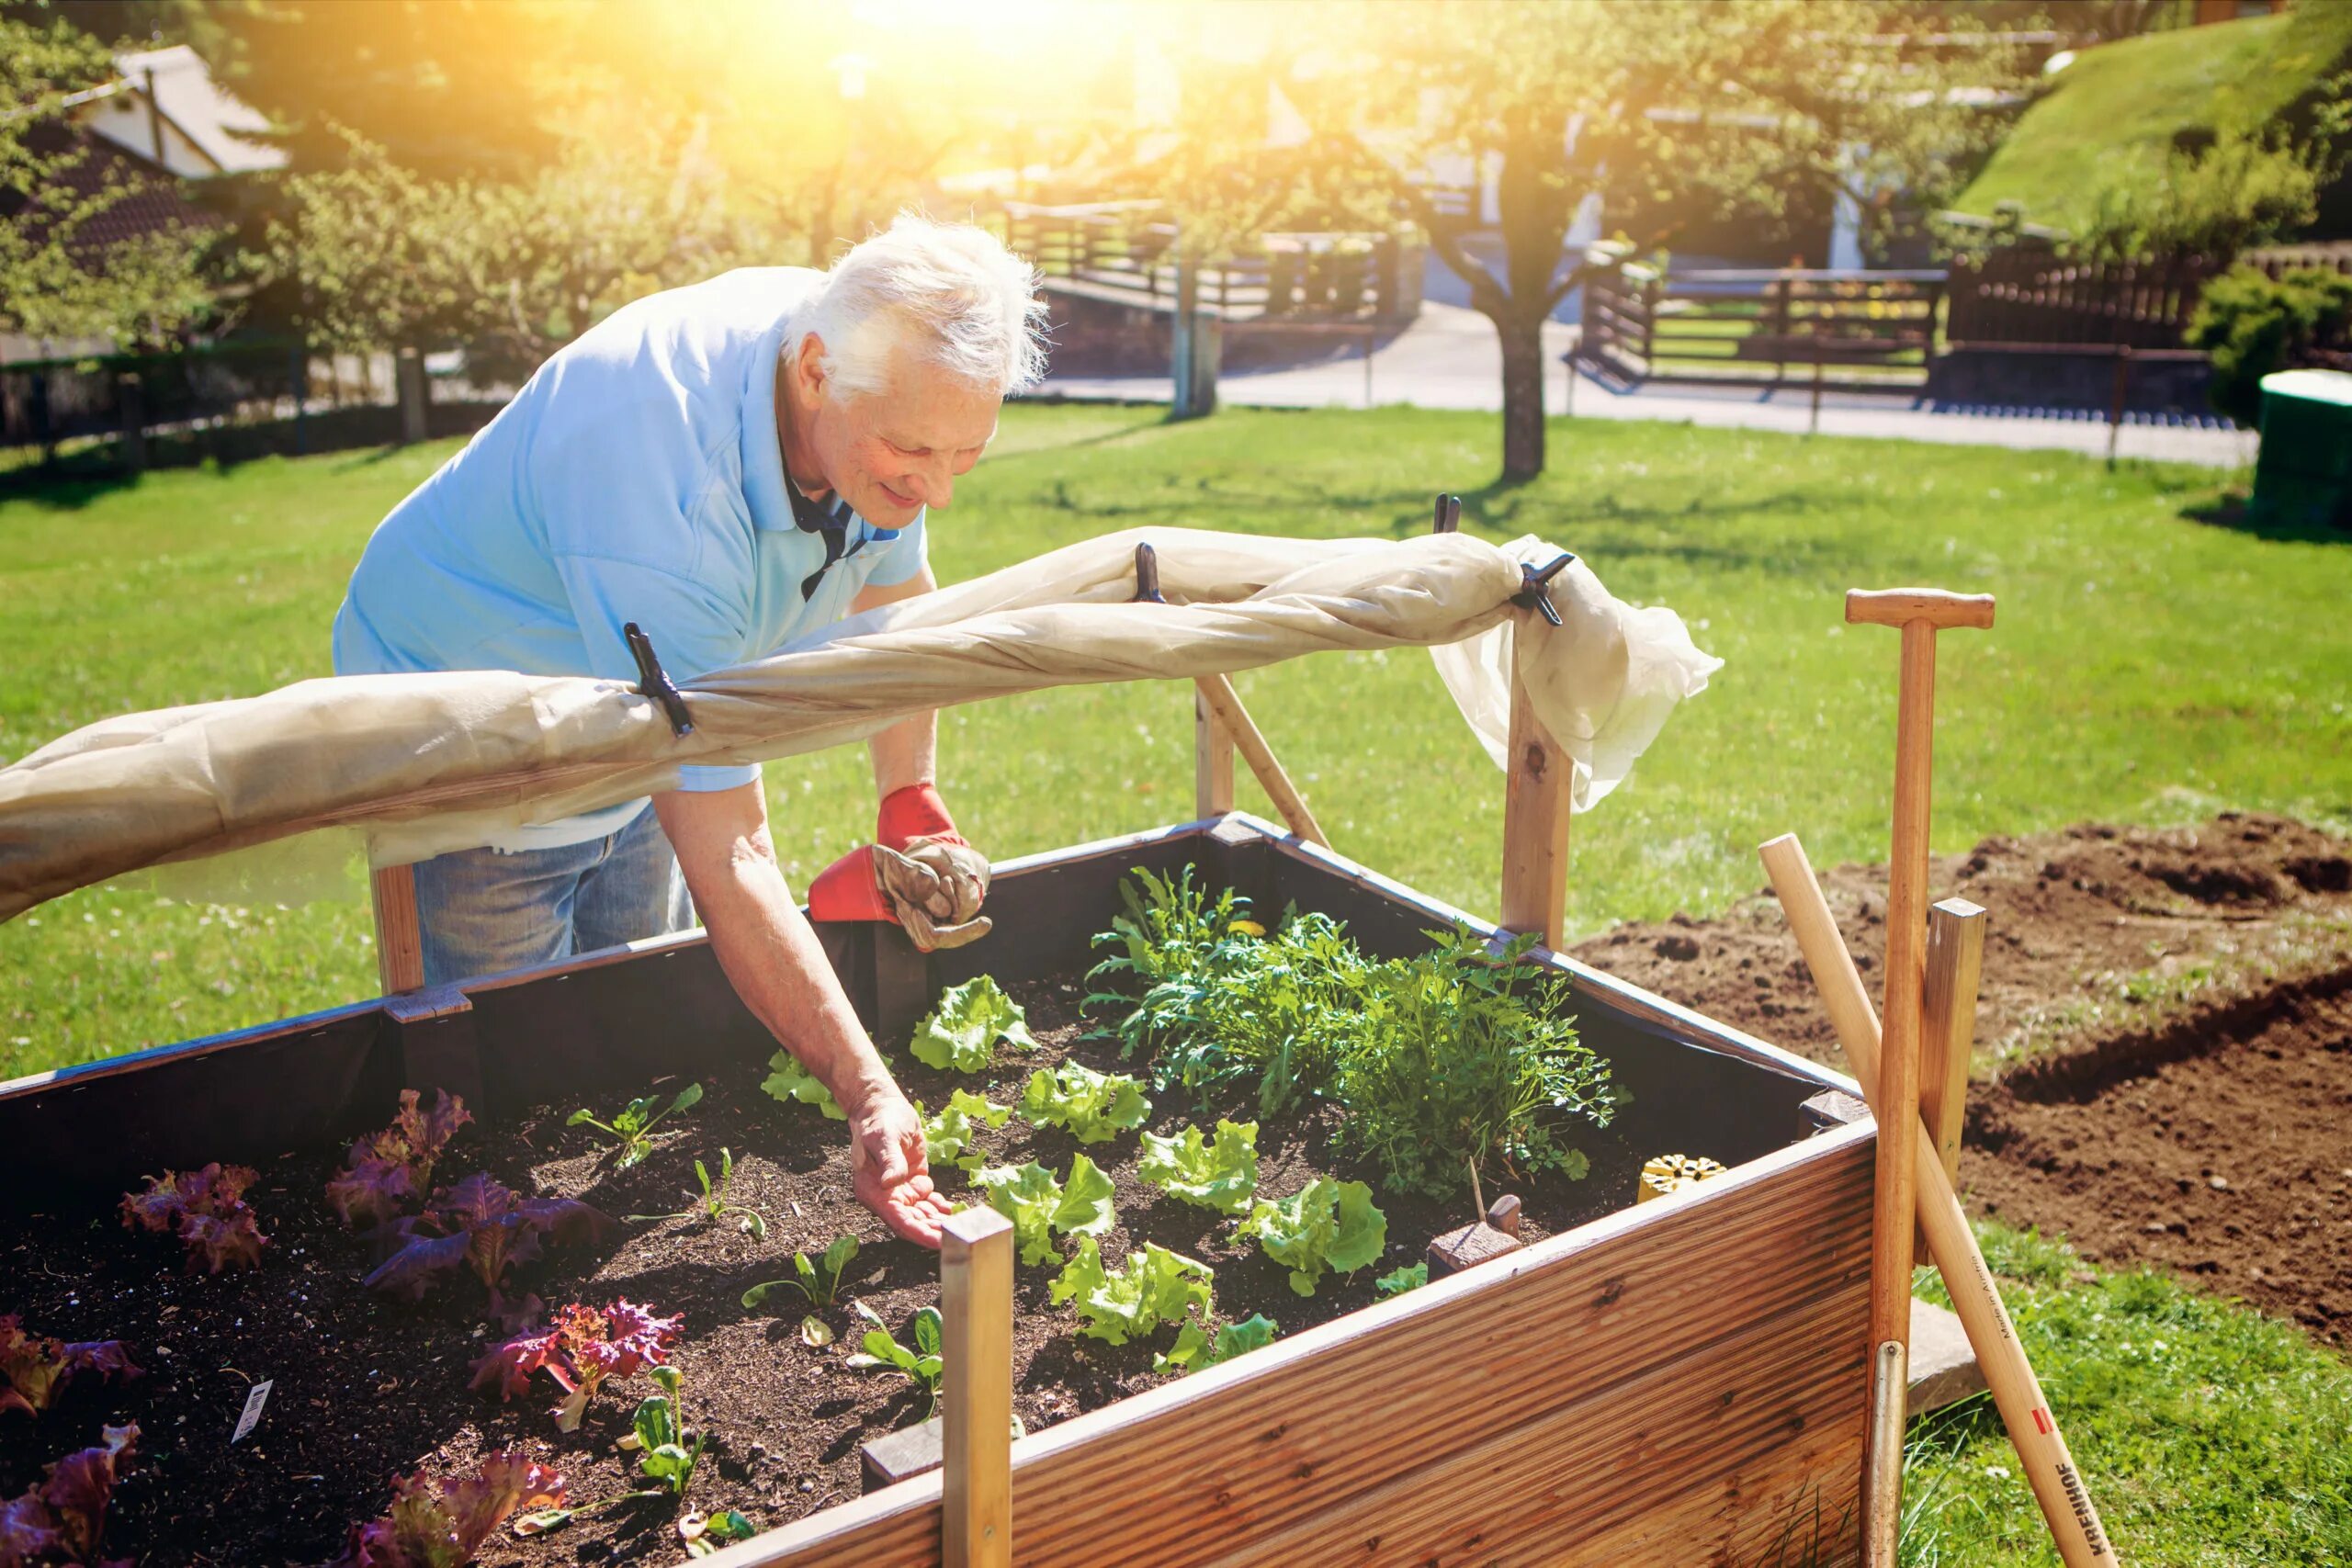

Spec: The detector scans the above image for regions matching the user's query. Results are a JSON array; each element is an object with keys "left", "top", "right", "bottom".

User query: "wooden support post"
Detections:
[
  {"left": 1497, "top": 670, "right": 1571, "bottom": 949},
  {"left": 369, "top": 864, "right": 426, "bottom": 995},
  {"left": 1193, "top": 672, "right": 1328, "bottom": 847},
  {"left": 1193, "top": 682, "right": 1235, "bottom": 818},
  {"left": 941, "top": 1206, "right": 1013, "bottom": 1568},
  {"left": 1919, "top": 897, "right": 1986, "bottom": 1190}
]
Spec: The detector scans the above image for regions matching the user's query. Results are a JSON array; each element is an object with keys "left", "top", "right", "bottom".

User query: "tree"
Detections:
[
  {"left": 0, "top": 14, "right": 223, "bottom": 347},
  {"left": 1290, "top": 0, "right": 2030, "bottom": 480}
]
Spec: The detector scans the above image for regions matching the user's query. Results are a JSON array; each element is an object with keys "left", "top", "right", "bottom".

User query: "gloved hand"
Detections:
[{"left": 807, "top": 784, "right": 992, "bottom": 951}]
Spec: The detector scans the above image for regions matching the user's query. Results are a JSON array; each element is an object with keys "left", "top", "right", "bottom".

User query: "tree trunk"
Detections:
[{"left": 1497, "top": 311, "right": 1546, "bottom": 481}]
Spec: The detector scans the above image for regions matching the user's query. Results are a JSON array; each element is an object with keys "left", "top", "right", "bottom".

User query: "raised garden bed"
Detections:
[{"left": 0, "top": 815, "right": 1871, "bottom": 1566}]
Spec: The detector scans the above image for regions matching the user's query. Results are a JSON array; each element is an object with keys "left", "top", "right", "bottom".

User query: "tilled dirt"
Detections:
[{"left": 1569, "top": 811, "right": 2352, "bottom": 1348}]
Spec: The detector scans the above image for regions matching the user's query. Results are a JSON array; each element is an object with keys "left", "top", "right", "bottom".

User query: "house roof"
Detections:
[{"left": 97, "top": 45, "right": 284, "bottom": 176}]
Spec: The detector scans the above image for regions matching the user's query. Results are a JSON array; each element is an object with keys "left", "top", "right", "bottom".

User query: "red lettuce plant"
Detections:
[
  {"left": 0, "top": 1421, "right": 137, "bottom": 1567},
  {"left": 327, "top": 1089, "right": 473, "bottom": 1230},
  {"left": 363, "top": 1173, "right": 607, "bottom": 1317},
  {"left": 118, "top": 1163, "right": 267, "bottom": 1273},
  {"left": 469, "top": 1300, "right": 682, "bottom": 1432},
  {"left": 334, "top": 1451, "right": 564, "bottom": 1568},
  {"left": 0, "top": 1318, "right": 141, "bottom": 1421}
]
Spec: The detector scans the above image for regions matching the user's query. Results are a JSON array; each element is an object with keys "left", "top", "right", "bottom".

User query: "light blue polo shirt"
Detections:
[{"left": 333, "top": 266, "right": 927, "bottom": 849}]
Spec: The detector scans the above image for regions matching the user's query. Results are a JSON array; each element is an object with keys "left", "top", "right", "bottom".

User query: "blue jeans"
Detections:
[{"left": 412, "top": 804, "right": 694, "bottom": 987}]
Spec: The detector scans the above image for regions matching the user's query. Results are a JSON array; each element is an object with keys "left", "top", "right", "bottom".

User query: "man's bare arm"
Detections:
[
  {"left": 850, "top": 565, "right": 937, "bottom": 796},
  {"left": 652, "top": 780, "right": 954, "bottom": 1247}
]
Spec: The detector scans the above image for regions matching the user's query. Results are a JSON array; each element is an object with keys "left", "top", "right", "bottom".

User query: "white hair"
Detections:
[{"left": 789, "top": 214, "right": 1047, "bottom": 400}]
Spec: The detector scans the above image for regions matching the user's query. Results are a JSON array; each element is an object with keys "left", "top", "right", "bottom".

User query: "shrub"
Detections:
[{"left": 2186, "top": 265, "right": 2352, "bottom": 426}]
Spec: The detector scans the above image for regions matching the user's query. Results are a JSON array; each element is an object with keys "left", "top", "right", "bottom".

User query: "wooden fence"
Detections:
[
  {"left": 1584, "top": 264, "right": 1944, "bottom": 388},
  {"left": 1945, "top": 243, "right": 2352, "bottom": 351}
]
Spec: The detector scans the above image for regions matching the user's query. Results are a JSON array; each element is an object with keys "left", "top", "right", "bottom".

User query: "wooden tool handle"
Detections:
[
  {"left": 1761, "top": 833, "right": 2122, "bottom": 1568},
  {"left": 1845, "top": 588, "right": 1996, "bottom": 630}
]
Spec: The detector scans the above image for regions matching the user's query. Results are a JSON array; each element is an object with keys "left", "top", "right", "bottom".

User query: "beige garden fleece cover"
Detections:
[{"left": 0, "top": 527, "right": 1722, "bottom": 921}]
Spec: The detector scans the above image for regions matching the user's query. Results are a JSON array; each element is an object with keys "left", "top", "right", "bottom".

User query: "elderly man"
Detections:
[{"left": 333, "top": 216, "right": 1046, "bottom": 1248}]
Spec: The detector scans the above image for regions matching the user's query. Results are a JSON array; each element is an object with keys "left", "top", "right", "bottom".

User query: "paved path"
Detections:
[{"left": 1039, "top": 301, "right": 2257, "bottom": 469}]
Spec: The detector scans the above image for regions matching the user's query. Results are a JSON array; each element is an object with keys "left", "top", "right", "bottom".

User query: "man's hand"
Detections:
[{"left": 844, "top": 1086, "right": 956, "bottom": 1248}]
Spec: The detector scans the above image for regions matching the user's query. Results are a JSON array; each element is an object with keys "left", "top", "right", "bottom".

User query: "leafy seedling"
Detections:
[
  {"left": 910, "top": 975, "right": 1039, "bottom": 1072},
  {"left": 681, "top": 1507, "right": 758, "bottom": 1557},
  {"left": 0, "top": 1315, "right": 141, "bottom": 1419},
  {"left": 470, "top": 1300, "right": 683, "bottom": 1433},
  {"left": 1049, "top": 1237, "right": 1215, "bottom": 1347},
  {"left": 631, "top": 1365, "right": 708, "bottom": 1498},
  {"left": 568, "top": 1081, "right": 702, "bottom": 1168},
  {"left": 1153, "top": 1313, "right": 1278, "bottom": 1376},
  {"left": 0, "top": 1422, "right": 138, "bottom": 1566},
  {"left": 342, "top": 1450, "right": 565, "bottom": 1566},
  {"left": 1019, "top": 1061, "right": 1151, "bottom": 1144},
  {"left": 627, "top": 1147, "right": 767, "bottom": 1239},
  {"left": 1240, "top": 1178, "right": 1386, "bottom": 1296},
  {"left": 327, "top": 1088, "right": 472, "bottom": 1229},
  {"left": 975, "top": 1156, "right": 1117, "bottom": 1265},
  {"left": 1374, "top": 1261, "right": 1430, "bottom": 1298},
  {"left": 119, "top": 1162, "right": 268, "bottom": 1273},
  {"left": 761, "top": 1052, "right": 845, "bottom": 1119},
  {"left": 845, "top": 1303, "right": 943, "bottom": 1416},
  {"left": 1136, "top": 1119, "right": 1259, "bottom": 1215},
  {"left": 919, "top": 1089, "right": 1014, "bottom": 1177},
  {"left": 364, "top": 1173, "right": 610, "bottom": 1316},
  {"left": 741, "top": 1235, "right": 861, "bottom": 1316}
]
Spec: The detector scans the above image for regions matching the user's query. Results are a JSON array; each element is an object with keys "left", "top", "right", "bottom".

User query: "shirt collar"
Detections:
[{"left": 740, "top": 316, "right": 800, "bottom": 536}]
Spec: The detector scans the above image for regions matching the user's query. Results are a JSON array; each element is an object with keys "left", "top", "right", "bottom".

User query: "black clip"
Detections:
[
  {"left": 1131, "top": 541, "right": 1167, "bottom": 604},
  {"left": 1431, "top": 494, "right": 1461, "bottom": 534},
  {"left": 1511, "top": 553, "right": 1577, "bottom": 627},
  {"left": 622, "top": 621, "right": 695, "bottom": 738}
]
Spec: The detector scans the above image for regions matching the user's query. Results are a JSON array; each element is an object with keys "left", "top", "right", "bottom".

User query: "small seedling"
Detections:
[
  {"left": 569, "top": 1082, "right": 702, "bottom": 1168},
  {"left": 845, "top": 1302, "right": 943, "bottom": 1416},
  {"left": 628, "top": 1147, "right": 767, "bottom": 1239},
  {"left": 1374, "top": 1261, "right": 1429, "bottom": 1298},
  {"left": 631, "top": 1365, "right": 707, "bottom": 1498},
  {"left": 741, "top": 1235, "right": 860, "bottom": 1314},
  {"left": 682, "top": 1507, "right": 758, "bottom": 1557}
]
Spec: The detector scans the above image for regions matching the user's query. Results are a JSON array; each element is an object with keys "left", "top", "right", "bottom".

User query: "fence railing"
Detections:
[
  {"left": 998, "top": 201, "right": 1421, "bottom": 323},
  {"left": 1584, "top": 265, "right": 1945, "bottom": 388},
  {"left": 1945, "top": 243, "right": 2352, "bottom": 352}
]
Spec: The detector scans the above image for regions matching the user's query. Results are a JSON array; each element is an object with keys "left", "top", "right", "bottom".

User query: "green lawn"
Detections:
[{"left": 3, "top": 403, "right": 2349, "bottom": 1563}]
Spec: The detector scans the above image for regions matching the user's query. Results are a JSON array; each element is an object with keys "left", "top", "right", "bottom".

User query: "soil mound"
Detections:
[{"left": 1571, "top": 811, "right": 2352, "bottom": 1347}]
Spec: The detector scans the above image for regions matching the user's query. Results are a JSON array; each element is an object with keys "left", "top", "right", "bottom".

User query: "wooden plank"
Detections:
[
  {"left": 1193, "top": 682, "right": 1236, "bottom": 818},
  {"left": 1193, "top": 672, "right": 1327, "bottom": 847},
  {"left": 734, "top": 1122, "right": 1873, "bottom": 1567},
  {"left": 1498, "top": 670, "right": 1571, "bottom": 949},
  {"left": 1547, "top": 1415, "right": 1865, "bottom": 1568},
  {"left": 942, "top": 1208, "right": 1013, "bottom": 1568},
  {"left": 1197, "top": 1282, "right": 1866, "bottom": 1566},
  {"left": 1919, "top": 897, "right": 1986, "bottom": 1190},
  {"left": 369, "top": 863, "right": 425, "bottom": 994}
]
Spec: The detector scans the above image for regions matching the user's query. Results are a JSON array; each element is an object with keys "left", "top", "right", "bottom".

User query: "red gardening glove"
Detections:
[
  {"left": 876, "top": 783, "right": 964, "bottom": 852},
  {"left": 807, "top": 785, "right": 991, "bottom": 951}
]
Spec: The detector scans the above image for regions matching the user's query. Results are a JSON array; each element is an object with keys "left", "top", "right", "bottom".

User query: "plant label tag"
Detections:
[{"left": 231, "top": 1379, "right": 273, "bottom": 1444}]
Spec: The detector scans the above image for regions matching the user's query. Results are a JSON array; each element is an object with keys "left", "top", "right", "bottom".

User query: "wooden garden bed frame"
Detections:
[{"left": 1, "top": 610, "right": 1917, "bottom": 1566}]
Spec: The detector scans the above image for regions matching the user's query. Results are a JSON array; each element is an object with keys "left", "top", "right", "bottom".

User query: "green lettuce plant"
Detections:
[
  {"left": 920, "top": 1089, "right": 1014, "bottom": 1176},
  {"left": 760, "top": 1052, "right": 844, "bottom": 1120},
  {"left": 1374, "top": 1261, "right": 1429, "bottom": 1298},
  {"left": 975, "top": 1156, "right": 1117, "bottom": 1266},
  {"left": 910, "top": 976, "right": 1038, "bottom": 1072},
  {"left": 1152, "top": 1313, "right": 1277, "bottom": 1376},
  {"left": 1019, "top": 1062, "right": 1150, "bottom": 1145},
  {"left": 1136, "top": 1119, "right": 1259, "bottom": 1215},
  {"left": 1048, "top": 1237, "right": 1214, "bottom": 1347},
  {"left": 1240, "top": 1178, "right": 1386, "bottom": 1297}
]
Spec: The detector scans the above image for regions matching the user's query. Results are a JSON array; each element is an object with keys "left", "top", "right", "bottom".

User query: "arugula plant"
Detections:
[
  {"left": 1136, "top": 1119, "right": 1259, "bottom": 1215},
  {"left": 1374, "top": 1261, "right": 1430, "bottom": 1298},
  {"left": 364, "top": 1173, "right": 610, "bottom": 1316},
  {"left": 1153, "top": 1313, "right": 1278, "bottom": 1376},
  {"left": 1048, "top": 1237, "right": 1215, "bottom": 1347},
  {"left": 327, "top": 1088, "right": 472, "bottom": 1230},
  {"left": 1240, "top": 1178, "right": 1387, "bottom": 1297},
  {"left": 631, "top": 1365, "right": 707, "bottom": 1498},
  {"left": 975, "top": 1156, "right": 1117, "bottom": 1266},
  {"left": 919, "top": 1089, "right": 1014, "bottom": 1177},
  {"left": 0, "top": 1315, "right": 141, "bottom": 1419},
  {"left": 568, "top": 1081, "right": 702, "bottom": 1168},
  {"left": 845, "top": 1303, "right": 944, "bottom": 1416},
  {"left": 1018, "top": 1061, "right": 1151, "bottom": 1145},
  {"left": 761, "top": 1051, "right": 846, "bottom": 1120},
  {"left": 338, "top": 1450, "right": 565, "bottom": 1568},
  {"left": 741, "top": 1235, "right": 862, "bottom": 1313},
  {"left": 910, "top": 976, "right": 1038, "bottom": 1072},
  {"left": 0, "top": 1421, "right": 138, "bottom": 1567},
  {"left": 119, "top": 1162, "right": 269, "bottom": 1273},
  {"left": 469, "top": 1299, "right": 683, "bottom": 1433},
  {"left": 627, "top": 1147, "right": 766, "bottom": 1239}
]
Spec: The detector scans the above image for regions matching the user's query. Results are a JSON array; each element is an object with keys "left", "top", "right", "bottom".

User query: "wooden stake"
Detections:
[
  {"left": 942, "top": 1206, "right": 1013, "bottom": 1568},
  {"left": 1761, "top": 833, "right": 2122, "bottom": 1568},
  {"left": 1193, "top": 673, "right": 1327, "bottom": 847},
  {"left": 369, "top": 864, "right": 425, "bottom": 995},
  {"left": 1920, "top": 898, "right": 1986, "bottom": 1189},
  {"left": 1193, "top": 682, "right": 1235, "bottom": 818},
  {"left": 1498, "top": 665, "right": 1571, "bottom": 949}
]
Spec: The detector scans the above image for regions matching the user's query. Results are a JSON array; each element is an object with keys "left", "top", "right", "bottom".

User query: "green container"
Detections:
[{"left": 2252, "top": 369, "right": 2352, "bottom": 529}]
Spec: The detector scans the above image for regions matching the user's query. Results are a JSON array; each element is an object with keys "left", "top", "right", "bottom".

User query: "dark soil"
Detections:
[
  {"left": 0, "top": 976, "right": 1643, "bottom": 1566},
  {"left": 1568, "top": 811, "right": 2352, "bottom": 1351}
]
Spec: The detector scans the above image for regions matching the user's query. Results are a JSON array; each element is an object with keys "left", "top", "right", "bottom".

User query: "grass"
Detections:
[
  {"left": 1904, "top": 1223, "right": 2352, "bottom": 1566},
  {"left": 7, "top": 401, "right": 2352, "bottom": 1078},
  {"left": 1952, "top": 7, "right": 2352, "bottom": 233}
]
